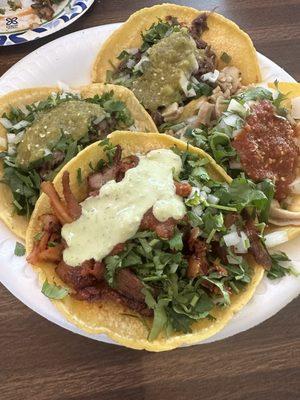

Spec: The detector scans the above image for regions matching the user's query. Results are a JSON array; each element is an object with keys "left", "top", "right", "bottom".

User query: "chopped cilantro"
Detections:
[
  {"left": 14, "top": 242, "right": 25, "bottom": 256},
  {"left": 41, "top": 280, "right": 69, "bottom": 300}
]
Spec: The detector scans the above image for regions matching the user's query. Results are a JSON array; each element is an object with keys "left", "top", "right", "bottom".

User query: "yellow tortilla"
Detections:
[
  {"left": 0, "top": 84, "right": 157, "bottom": 240},
  {"left": 92, "top": 3, "right": 261, "bottom": 85},
  {"left": 26, "top": 131, "right": 264, "bottom": 351}
]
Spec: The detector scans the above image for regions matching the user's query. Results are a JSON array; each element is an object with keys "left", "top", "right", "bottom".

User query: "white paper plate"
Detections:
[{"left": 0, "top": 24, "right": 299, "bottom": 347}]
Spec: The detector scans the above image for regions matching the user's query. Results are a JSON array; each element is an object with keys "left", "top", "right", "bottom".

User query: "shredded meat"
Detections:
[
  {"left": 175, "top": 181, "right": 192, "bottom": 197},
  {"left": 140, "top": 209, "right": 178, "bottom": 239},
  {"left": 150, "top": 110, "right": 164, "bottom": 126},
  {"left": 244, "top": 218, "right": 272, "bottom": 270},
  {"left": 187, "top": 228, "right": 209, "bottom": 278},
  {"left": 189, "top": 13, "right": 209, "bottom": 48},
  {"left": 116, "top": 155, "right": 139, "bottom": 181},
  {"left": 62, "top": 171, "right": 82, "bottom": 220}
]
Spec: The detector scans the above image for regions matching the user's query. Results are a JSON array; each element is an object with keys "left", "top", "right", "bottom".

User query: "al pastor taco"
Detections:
[
  {"left": 161, "top": 82, "right": 300, "bottom": 246},
  {"left": 92, "top": 4, "right": 261, "bottom": 125},
  {"left": 0, "top": 84, "right": 156, "bottom": 239},
  {"left": 25, "top": 131, "right": 292, "bottom": 351}
]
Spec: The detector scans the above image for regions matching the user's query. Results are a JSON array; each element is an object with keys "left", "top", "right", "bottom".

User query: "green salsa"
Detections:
[
  {"left": 16, "top": 101, "right": 106, "bottom": 167},
  {"left": 132, "top": 31, "right": 199, "bottom": 111}
]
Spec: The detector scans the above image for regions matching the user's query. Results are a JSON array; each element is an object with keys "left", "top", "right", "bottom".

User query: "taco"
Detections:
[
  {"left": 160, "top": 82, "right": 300, "bottom": 246},
  {"left": 0, "top": 84, "right": 157, "bottom": 239},
  {"left": 92, "top": 4, "right": 261, "bottom": 126},
  {"left": 24, "top": 131, "right": 291, "bottom": 351}
]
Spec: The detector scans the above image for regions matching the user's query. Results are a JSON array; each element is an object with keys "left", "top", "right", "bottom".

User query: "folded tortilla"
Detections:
[
  {"left": 0, "top": 84, "right": 157, "bottom": 239},
  {"left": 26, "top": 131, "right": 264, "bottom": 351},
  {"left": 92, "top": 3, "right": 261, "bottom": 85}
]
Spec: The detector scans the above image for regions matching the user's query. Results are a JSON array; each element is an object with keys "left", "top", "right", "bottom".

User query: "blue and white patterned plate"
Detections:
[{"left": 0, "top": 0, "right": 94, "bottom": 46}]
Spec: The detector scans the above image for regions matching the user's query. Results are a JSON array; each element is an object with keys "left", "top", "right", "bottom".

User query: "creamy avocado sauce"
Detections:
[
  {"left": 62, "top": 149, "right": 186, "bottom": 267},
  {"left": 16, "top": 101, "right": 106, "bottom": 167},
  {"left": 132, "top": 31, "right": 199, "bottom": 111}
]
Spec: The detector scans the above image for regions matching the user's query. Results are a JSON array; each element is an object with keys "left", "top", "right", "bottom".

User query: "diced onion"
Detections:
[
  {"left": 234, "top": 231, "right": 249, "bottom": 254},
  {"left": 188, "top": 187, "right": 201, "bottom": 199},
  {"left": 223, "top": 231, "right": 240, "bottom": 247},
  {"left": 201, "top": 69, "right": 220, "bottom": 83},
  {"left": 193, "top": 205, "right": 203, "bottom": 217},
  {"left": 199, "top": 191, "right": 207, "bottom": 200},
  {"left": 223, "top": 114, "right": 241, "bottom": 127},
  {"left": 207, "top": 194, "right": 219, "bottom": 204},
  {"left": 126, "top": 48, "right": 139, "bottom": 55},
  {"left": 179, "top": 74, "right": 196, "bottom": 98},
  {"left": 133, "top": 56, "right": 149, "bottom": 73},
  {"left": 227, "top": 99, "right": 248, "bottom": 117},
  {"left": 264, "top": 231, "right": 289, "bottom": 248},
  {"left": 291, "top": 96, "right": 300, "bottom": 119},
  {"left": 126, "top": 59, "right": 136, "bottom": 69},
  {"left": 12, "top": 120, "right": 29, "bottom": 130},
  {"left": 202, "top": 186, "right": 211, "bottom": 194},
  {"left": 7, "top": 132, "right": 24, "bottom": 145},
  {"left": 0, "top": 118, "right": 12, "bottom": 129}
]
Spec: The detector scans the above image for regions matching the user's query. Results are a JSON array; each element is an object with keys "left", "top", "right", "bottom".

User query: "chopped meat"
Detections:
[
  {"left": 187, "top": 230, "right": 209, "bottom": 278},
  {"left": 102, "top": 286, "right": 153, "bottom": 317},
  {"left": 224, "top": 213, "right": 241, "bottom": 229},
  {"left": 116, "top": 155, "right": 139, "bottom": 181},
  {"left": 55, "top": 261, "right": 104, "bottom": 290},
  {"left": 39, "top": 214, "right": 61, "bottom": 233},
  {"left": 193, "top": 45, "right": 216, "bottom": 78},
  {"left": 109, "top": 243, "right": 125, "bottom": 256},
  {"left": 62, "top": 171, "right": 81, "bottom": 220},
  {"left": 140, "top": 209, "right": 178, "bottom": 239},
  {"left": 190, "top": 13, "right": 209, "bottom": 38},
  {"left": 87, "top": 147, "right": 138, "bottom": 196},
  {"left": 88, "top": 165, "right": 119, "bottom": 194},
  {"left": 175, "top": 181, "right": 192, "bottom": 197},
  {"left": 233, "top": 100, "right": 299, "bottom": 201},
  {"left": 73, "top": 285, "right": 103, "bottom": 301},
  {"left": 115, "top": 268, "right": 145, "bottom": 304},
  {"left": 244, "top": 219, "right": 272, "bottom": 270},
  {"left": 211, "top": 241, "right": 227, "bottom": 264},
  {"left": 38, "top": 244, "right": 64, "bottom": 263},
  {"left": 150, "top": 110, "right": 164, "bottom": 126},
  {"left": 80, "top": 260, "right": 105, "bottom": 280}
]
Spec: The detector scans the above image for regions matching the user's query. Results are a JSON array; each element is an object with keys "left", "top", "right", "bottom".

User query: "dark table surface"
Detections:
[{"left": 0, "top": 1, "right": 300, "bottom": 399}]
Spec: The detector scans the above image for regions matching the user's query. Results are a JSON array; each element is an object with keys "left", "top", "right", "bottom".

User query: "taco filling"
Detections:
[
  {"left": 0, "top": 91, "right": 135, "bottom": 217},
  {"left": 106, "top": 13, "right": 242, "bottom": 125},
  {"left": 162, "top": 86, "right": 300, "bottom": 227},
  {"left": 28, "top": 139, "right": 291, "bottom": 340}
]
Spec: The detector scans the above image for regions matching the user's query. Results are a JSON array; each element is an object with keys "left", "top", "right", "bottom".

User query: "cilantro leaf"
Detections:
[
  {"left": 41, "top": 280, "right": 69, "bottom": 300},
  {"left": 14, "top": 242, "right": 25, "bottom": 256}
]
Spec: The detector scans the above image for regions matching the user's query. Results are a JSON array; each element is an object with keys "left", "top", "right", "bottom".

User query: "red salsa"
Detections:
[{"left": 233, "top": 100, "right": 299, "bottom": 201}]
